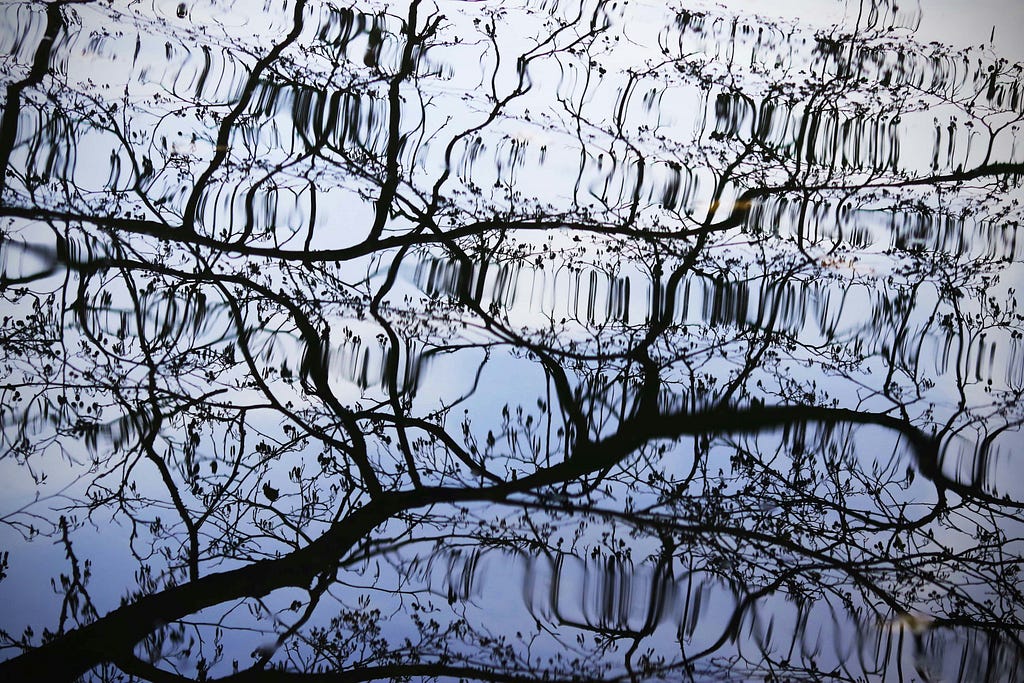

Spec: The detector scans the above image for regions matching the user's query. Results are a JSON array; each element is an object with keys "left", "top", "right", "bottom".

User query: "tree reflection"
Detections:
[{"left": 0, "top": 0, "right": 1022, "bottom": 680}]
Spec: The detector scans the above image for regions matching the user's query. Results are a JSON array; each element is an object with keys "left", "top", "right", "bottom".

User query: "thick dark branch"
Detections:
[
  {"left": 0, "top": 1, "right": 94, "bottom": 197},
  {"left": 120, "top": 655, "right": 614, "bottom": 683},
  {"left": 0, "top": 401, "right": 979, "bottom": 681}
]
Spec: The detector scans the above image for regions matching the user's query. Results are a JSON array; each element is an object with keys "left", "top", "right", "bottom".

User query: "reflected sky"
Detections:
[{"left": 0, "top": 0, "right": 1023, "bottom": 681}]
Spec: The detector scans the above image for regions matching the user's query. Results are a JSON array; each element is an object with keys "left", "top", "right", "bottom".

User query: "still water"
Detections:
[{"left": 0, "top": 0, "right": 1022, "bottom": 680}]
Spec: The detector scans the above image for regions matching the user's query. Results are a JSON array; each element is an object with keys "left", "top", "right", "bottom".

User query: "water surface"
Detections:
[{"left": 1, "top": 0, "right": 1022, "bottom": 680}]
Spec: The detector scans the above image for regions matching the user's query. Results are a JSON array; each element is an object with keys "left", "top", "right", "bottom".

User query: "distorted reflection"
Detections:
[{"left": 1, "top": 0, "right": 1022, "bottom": 681}]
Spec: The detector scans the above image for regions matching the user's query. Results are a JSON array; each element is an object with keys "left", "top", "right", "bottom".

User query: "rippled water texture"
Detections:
[{"left": 1, "top": 0, "right": 1023, "bottom": 680}]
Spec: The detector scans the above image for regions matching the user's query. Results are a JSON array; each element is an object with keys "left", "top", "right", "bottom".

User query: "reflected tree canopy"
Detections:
[{"left": 1, "top": 0, "right": 1023, "bottom": 680}]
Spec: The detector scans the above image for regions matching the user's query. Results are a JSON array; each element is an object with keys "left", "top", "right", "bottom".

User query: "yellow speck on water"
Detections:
[
  {"left": 818, "top": 257, "right": 876, "bottom": 275},
  {"left": 880, "top": 611, "right": 934, "bottom": 635},
  {"left": 706, "top": 199, "right": 753, "bottom": 213}
]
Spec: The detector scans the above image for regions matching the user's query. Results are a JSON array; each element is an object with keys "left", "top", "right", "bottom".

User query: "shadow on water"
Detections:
[{"left": 0, "top": 0, "right": 1023, "bottom": 680}]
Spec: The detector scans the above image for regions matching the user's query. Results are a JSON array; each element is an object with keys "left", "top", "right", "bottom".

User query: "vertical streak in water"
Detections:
[
  {"left": 181, "top": 0, "right": 309, "bottom": 234},
  {"left": 0, "top": 1, "right": 65, "bottom": 197}
]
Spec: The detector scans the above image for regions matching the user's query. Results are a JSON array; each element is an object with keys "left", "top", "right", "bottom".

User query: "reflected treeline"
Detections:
[
  {"left": 395, "top": 417, "right": 1019, "bottom": 681},
  {"left": 712, "top": 92, "right": 904, "bottom": 171},
  {"left": 1, "top": 0, "right": 1023, "bottom": 681},
  {"left": 669, "top": 1, "right": 1022, "bottom": 121}
]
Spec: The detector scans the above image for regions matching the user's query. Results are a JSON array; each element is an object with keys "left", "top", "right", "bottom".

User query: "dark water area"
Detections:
[{"left": 1, "top": 0, "right": 1023, "bottom": 680}]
